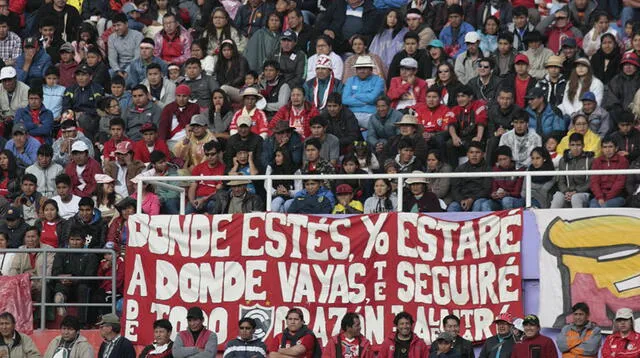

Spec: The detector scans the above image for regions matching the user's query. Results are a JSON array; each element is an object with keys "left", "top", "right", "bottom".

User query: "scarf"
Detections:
[
  {"left": 280, "top": 326, "right": 315, "bottom": 348},
  {"left": 313, "top": 74, "right": 336, "bottom": 110}
]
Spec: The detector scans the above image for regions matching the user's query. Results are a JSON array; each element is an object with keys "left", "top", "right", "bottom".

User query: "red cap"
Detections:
[
  {"left": 140, "top": 122, "right": 158, "bottom": 133},
  {"left": 336, "top": 184, "right": 353, "bottom": 194},
  {"left": 115, "top": 141, "right": 133, "bottom": 154},
  {"left": 514, "top": 53, "right": 529, "bottom": 65},
  {"left": 176, "top": 84, "right": 191, "bottom": 96},
  {"left": 493, "top": 312, "right": 513, "bottom": 324},
  {"left": 621, "top": 51, "right": 640, "bottom": 67}
]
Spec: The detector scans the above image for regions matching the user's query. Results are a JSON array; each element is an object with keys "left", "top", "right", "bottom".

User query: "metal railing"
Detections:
[
  {"left": 0, "top": 248, "right": 118, "bottom": 330},
  {"left": 135, "top": 169, "right": 640, "bottom": 214}
]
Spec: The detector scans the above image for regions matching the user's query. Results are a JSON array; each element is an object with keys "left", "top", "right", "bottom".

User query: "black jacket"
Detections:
[
  {"left": 451, "top": 159, "right": 492, "bottom": 201},
  {"left": 486, "top": 103, "right": 522, "bottom": 137},
  {"left": 602, "top": 72, "right": 640, "bottom": 113},
  {"left": 468, "top": 75, "right": 503, "bottom": 103},
  {"left": 478, "top": 334, "right": 517, "bottom": 358},
  {"left": 316, "top": 0, "right": 378, "bottom": 44},
  {"left": 98, "top": 337, "right": 137, "bottom": 358},
  {"left": 611, "top": 128, "right": 640, "bottom": 163},
  {"left": 52, "top": 250, "right": 100, "bottom": 283},
  {"left": 212, "top": 190, "right": 265, "bottom": 214},
  {"left": 430, "top": 335, "right": 474, "bottom": 358},
  {"left": 0, "top": 220, "right": 29, "bottom": 248},
  {"left": 62, "top": 82, "right": 104, "bottom": 116},
  {"left": 321, "top": 107, "right": 363, "bottom": 150},
  {"left": 270, "top": 50, "right": 307, "bottom": 88},
  {"left": 535, "top": 75, "right": 567, "bottom": 110},
  {"left": 63, "top": 209, "right": 107, "bottom": 249},
  {"left": 224, "top": 133, "right": 264, "bottom": 171}
]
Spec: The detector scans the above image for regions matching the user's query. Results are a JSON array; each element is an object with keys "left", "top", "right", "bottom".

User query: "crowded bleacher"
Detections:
[{"left": 0, "top": 0, "right": 640, "bottom": 355}]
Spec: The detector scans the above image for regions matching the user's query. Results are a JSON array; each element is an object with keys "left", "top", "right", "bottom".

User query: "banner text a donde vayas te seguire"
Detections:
[{"left": 123, "top": 210, "right": 523, "bottom": 348}]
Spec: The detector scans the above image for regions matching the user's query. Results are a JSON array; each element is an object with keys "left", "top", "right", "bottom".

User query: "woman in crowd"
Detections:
[
  {"left": 190, "top": 38, "right": 216, "bottom": 76},
  {"left": 214, "top": 39, "right": 250, "bottom": 88},
  {"left": 364, "top": 178, "right": 397, "bottom": 213},
  {"left": 72, "top": 22, "right": 105, "bottom": 63},
  {"left": 265, "top": 149, "right": 302, "bottom": 212},
  {"left": 244, "top": 12, "right": 282, "bottom": 72},
  {"left": 207, "top": 89, "right": 234, "bottom": 140},
  {"left": 582, "top": 12, "right": 621, "bottom": 57},
  {"left": 343, "top": 35, "right": 386, "bottom": 83},
  {"left": 424, "top": 40, "right": 450, "bottom": 80},
  {"left": 35, "top": 200, "right": 67, "bottom": 248},
  {"left": 478, "top": 16, "right": 500, "bottom": 57},
  {"left": 204, "top": 7, "right": 247, "bottom": 56},
  {"left": 97, "top": 97, "right": 121, "bottom": 143},
  {"left": 556, "top": 114, "right": 602, "bottom": 157},
  {"left": 590, "top": 33, "right": 622, "bottom": 85},
  {"left": 425, "top": 150, "right": 452, "bottom": 207},
  {"left": 526, "top": 146, "right": 556, "bottom": 208},
  {"left": 0, "top": 150, "right": 22, "bottom": 201},
  {"left": 94, "top": 174, "right": 122, "bottom": 223},
  {"left": 433, "top": 62, "right": 462, "bottom": 107},
  {"left": 335, "top": 155, "right": 373, "bottom": 201},
  {"left": 559, "top": 58, "right": 604, "bottom": 116},
  {"left": 403, "top": 174, "right": 443, "bottom": 212},
  {"left": 306, "top": 36, "right": 344, "bottom": 81},
  {"left": 369, "top": 9, "right": 408, "bottom": 68}
]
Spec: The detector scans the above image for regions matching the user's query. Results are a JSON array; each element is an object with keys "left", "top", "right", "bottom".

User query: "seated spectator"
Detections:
[
  {"left": 97, "top": 313, "right": 136, "bottom": 358},
  {"left": 133, "top": 122, "right": 170, "bottom": 164},
  {"left": 301, "top": 137, "right": 336, "bottom": 176},
  {"left": 105, "top": 141, "right": 145, "bottom": 197},
  {"left": 108, "top": 14, "right": 144, "bottom": 75},
  {"left": 0, "top": 150, "right": 21, "bottom": 201},
  {"left": 522, "top": 31, "right": 554, "bottom": 81},
  {"left": 102, "top": 118, "right": 133, "bottom": 163},
  {"left": 491, "top": 32, "right": 515, "bottom": 78},
  {"left": 410, "top": 88, "right": 453, "bottom": 151},
  {"left": 429, "top": 332, "right": 457, "bottom": 358},
  {"left": 536, "top": 6, "right": 583, "bottom": 53},
  {"left": 82, "top": 46, "right": 110, "bottom": 91},
  {"left": 425, "top": 150, "right": 452, "bottom": 207},
  {"left": 394, "top": 138, "right": 423, "bottom": 173},
  {"left": 262, "top": 120, "right": 303, "bottom": 169},
  {"left": 572, "top": 92, "right": 611, "bottom": 139},
  {"left": 589, "top": 137, "right": 628, "bottom": 208},
  {"left": 467, "top": 58, "right": 502, "bottom": 103},
  {"left": 235, "top": 0, "right": 274, "bottom": 38},
  {"left": 501, "top": 54, "right": 537, "bottom": 109},
  {"left": 15, "top": 37, "right": 52, "bottom": 86},
  {"left": 536, "top": 55, "right": 566, "bottom": 111},
  {"left": 224, "top": 318, "right": 267, "bottom": 358},
  {"left": 557, "top": 114, "right": 602, "bottom": 158},
  {"left": 13, "top": 174, "right": 45, "bottom": 226},
  {"left": 332, "top": 183, "right": 363, "bottom": 214},
  {"left": 215, "top": 40, "right": 249, "bottom": 89},
  {"left": 212, "top": 179, "right": 263, "bottom": 214},
  {"left": 140, "top": 319, "right": 174, "bottom": 358},
  {"left": 499, "top": 109, "right": 542, "bottom": 168},
  {"left": 321, "top": 93, "right": 363, "bottom": 152},
  {"left": 270, "top": 30, "right": 306, "bottom": 88},
  {"left": 229, "top": 87, "right": 269, "bottom": 139},
  {"left": 448, "top": 142, "right": 492, "bottom": 212},
  {"left": 369, "top": 10, "right": 409, "bottom": 69},
  {"left": 257, "top": 60, "right": 291, "bottom": 118},
  {"left": 205, "top": 89, "right": 234, "bottom": 140},
  {"left": 383, "top": 115, "right": 426, "bottom": 168},
  {"left": 558, "top": 58, "right": 604, "bottom": 117},
  {"left": 122, "top": 85, "right": 163, "bottom": 141},
  {"left": 52, "top": 173, "right": 82, "bottom": 220},
  {"left": 454, "top": 32, "right": 483, "bottom": 85},
  {"left": 527, "top": 147, "right": 556, "bottom": 208},
  {"left": 343, "top": 35, "right": 387, "bottom": 83},
  {"left": 183, "top": 57, "right": 220, "bottom": 109},
  {"left": 526, "top": 87, "right": 566, "bottom": 138},
  {"left": 62, "top": 197, "right": 106, "bottom": 249},
  {"left": 0, "top": 233, "right": 13, "bottom": 275},
  {"left": 0, "top": 66, "right": 29, "bottom": 122},
  {"left": 556, "top": 302, "right": 602, "bottom": 357},
  {"left": 304, "top": 117, "right": 340, "bottom": 166},
  {"left": 64, "top": 141, "right": 102, "bottom": 197},
  {"left": 243, "top": 12, "right": 281, "bottom": 73},
  {"left": 485, "top": 146, "right": 525, "bottom": 210},
  {"left": 551, "top": 133, "right": 593, "bottom": 208},
  {"left": 271, "top": 87, "right": 319, "bottom": 139},
  {"left": 62, "top": 65, "right": 104, "bottom": 140},
  {"left": 9, "top": 226, "right": 55, "bottom": 297},
  {"left": 44, "top": 315, "right": 95, "bottom": 357},
  {"left": 57, "top": 43, "right": 79, "bottom": 88},
  {"left": 438, "top": 5, "right": 475, "bottom": 59},
  {"left": 287, "top": 178, "right": 335, "bottom": 214},
  {"left": 125, "top": 38, "right": 168, "bottom": 89},
  {"left": 35, "top": 199, "right": 67, "bottom": 248},
  {"left": 590, "top": 34, "right": 621, "bottom": 86},
  {"left": 303, "top": 55, "right": 343, "bottom": 111},
  {"left": 227, "top": 144, "right": 258, "bottom": 190},
  {"left": 51, "top": 228, "right": 99, "bottom": 320},
  {"left": 603, "top": 51, "right": 640, "bottom": 121},
  {"left": 343, "top": 56, "right": 385, "bottom": 131},
  {"left": 364, "top": 179, "right": 397, "bottom": 213},
  {"left": 478, "top": 16, "right": 500, "bottom": 57},
  {"left": 335, "top": 154, "right": 372, "bottom": 200},
  {"left": 158, "top": 84, "right": 201, "bottom": 150},
  {"left": 173, "top": 307, "right": 218, "bottom": 357},
  {"left": 53, "top": 119, "right": 95, "bottom": 167},
  {"left": 0, "top": 312, "right": 40, "bottom": 357},
  {"left": 0, "top": 206, "right": 28, "bottom": 248},
  {"left": 378, "top": 312, "right": 429, "bottom": 357},
  {"left": 315, "top": 0, "right": 377, "bottom": 53},
  {"left": 93, "top": 174, "right": 121, "bottom": 223},
  {"left": 601, "top": 308, "right": 640, "bottom": 357},
  {"left": 173, "top": 114, "right": 218, "bottom": 170},
  {"left": 367, "top": 96, "right": 402, "bottom": 153},
  {"left": 153, "top": 13, "right": 191, "bottom": 66},
  {"left": 93, "top": 242, "right": 125, "bottom": 320},
  {"left": 307, "top": 36, "right": 344, "bottom": 82},
  {"left": 387, "top": 32, "right": 429, "bottom": 87},
  {"left": 14, "top": 89, "right": 54, "bottom": 144},
  {"left": 187, "top": 140, "right": 225, "bottom": 214},
  {"left": 404, "top": 173, "right": 442, "bottom": 212},
  {"left": 143, "top": 63, "right": 175, "bottom": 109},
  {"left": 225, "top": 115, "right": 264, "bottom": 171},
  {"left": 110, "top": 77, "right": 132, "bottom": 114},
  {"left": 0, "top": 15, "right": 21, "bottom": 66},
  {"left": 446, "top": 85, "right": 488, "bottom": 168},
  {"left": 105, "top": 197, "right": 138, "bottom": 252},
  {"left": 611, "top": 111, "right": 640, "bottom": 162},
  {"left": 387, "top": 57, "right": 427, "bottom": 110},
  {"left": 137, "top": 151, "right": 180, "bottom": 214},
  {"left": 265, "top": 148, "right": 302, "bottom": 212},
  {"left": 43, "top": 67, "right": 66, "bottom": 121},
  {"left": 5, "top": 123, "right": 41, "bottom": 168},
  {"left": 485, "top": 88, "right": 519, "bottom": 165},
  {"left": 511, "top": 315, "right": 559, "bottom": 358}
]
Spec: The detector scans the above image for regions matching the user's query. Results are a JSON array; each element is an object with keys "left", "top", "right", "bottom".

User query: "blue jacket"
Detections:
[
  {"left": 366, "top": 108, "right": 402, "bottom": 147},
  {"left": 288, "top": 187, "right": 336, "bottom": 214},
  {"left": 438, "top": 22, "right": 475, "bottom": 58},
  {"left": 526, "top": 104, "right": 567, "bottom": 137},
  {"left": 43, "top": 85, "right": 66, "bottom": 118},
  {"left": 4, "top": 136, "right": 41, "bottom": 168},
  {"left": 374, "top": 0, "right": 409, "bottom": 10},
  {"left": 125, "top": 56, "right": 168, "bottom": 89},
  {"left": 342, "top": 75, "right": 385, "bottom": 114},
  {"left": 15, "top": 48, "right": 52, "bottom": 84},
  {"left": 14, "top": 105, "right": 55, "bottom": 144}
]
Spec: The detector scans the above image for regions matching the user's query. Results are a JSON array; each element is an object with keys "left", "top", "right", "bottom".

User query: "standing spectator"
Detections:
[
  {"left": 108, "top": 14, "right": 144, "bottom": 75},
  {"left": 25, "top": 144, "right": 63, "bottom": 198},
  {"left": 64, "top": 141, "right": 103, "bottom": 197},
  {"left": 153, "top": 13, "right": 191, "bottom": 66},
  {"left": 550, "top": 133, "right": 594, "bottom": 208},
  {"left": 499, "top": 110, "right": 542, "bottom": 168},
  {"left": 323, "top": 312, "right": 372, "bottom": 358},
  {"left": 4, "top": 123, "right": 41, "bottom": 168},
  {"left": 536, "top": 7, "right": 583, "bottom": 54},
  {"left": 556, "top": 302, "right": 602, "bottom": 357},
  {"left": 0, "top": 312, "right": 40, "bottom": 357},
  {"left": 0, "top": 15, "right": 21, "bottom": 66},
  {"left": 97, "top": 314, "right": 136, "bottom": 358},
  {"left": 15, "top": 37, "right": 52, "bottom": 86},
  {"left": 378, "top": 312, "right": 429, "bottom": 358},
  {"left": 139, "top": 319, "right": 174, "bottom": 358},
  {"left": 511, "top": 315, "right": 559, "bottom": 358},
  {"left": 122, "top": 85, "right": 163, "bottom": 141},
  {"left": 14, "top": 89, "right": 54, "bottom": 144},
  {"left": 438, "top": 5, "right": 475, "bottom": 59},
  {"left": 601, "top": 308, "right": 640, "bottom": 358},
  {"left": 479, "top": 313, "right": 517, "bottom": 358},
  {"left": 315, "top": 0, "right": 378, "bottom": 53},
  {"left": 448, "top": 142, "right": 492, "bottom": 212},
  {"left": 183, "top": 58, "right": 220, "bottom": 109},
  {"left": 342, "top": 56, "right": 385, "bottom": 132},
  {"left": 0, "top": 66, "right": 29, "bottom": 122},
  {"left": 173, "top": 307, "right": 218, "bottom": 357},
  {"left": 589, "top": 138, "right": 628, "bottom": 207}
]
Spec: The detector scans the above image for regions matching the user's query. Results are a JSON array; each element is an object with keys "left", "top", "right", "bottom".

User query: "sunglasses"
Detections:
[
  {"left": 477, "top": 64, "right": 490, "bottom": 69},
  {"left": 205, "top": 151, "right": 218, "bottom": 156}
]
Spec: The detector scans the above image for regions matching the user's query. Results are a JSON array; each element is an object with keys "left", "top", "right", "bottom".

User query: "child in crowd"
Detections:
[
  {"left": 545, "top": 135, "right": 562, "bottom": 168},
  {"left": 332, "top": 184, "right": 364, "bottom": 214},
  {"left": 102, "top": 118, "right": 133, "bottom": 163},
  {"left": 110, "top": 76, "right": 132, "bottom": 111},
  {"left": 43, "top": 67, "right": 66, "bottom": 122},
  {"left": 133, "top": 122, "right": 171, "bottom": 165},
  {"left": 57, "top": 43, "right": 78, "bottom": 88}
]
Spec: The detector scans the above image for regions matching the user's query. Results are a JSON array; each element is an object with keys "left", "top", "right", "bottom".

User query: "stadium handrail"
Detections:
[
  {"left": 0, "top": 248, "right": 118, "bottom": 330},
  {"left": 135, "top": 169, "right": 640, "bottom": 213}
]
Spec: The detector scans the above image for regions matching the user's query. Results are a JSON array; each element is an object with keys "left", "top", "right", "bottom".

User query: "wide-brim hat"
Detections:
[
  {"left": 353, "top": 55, "right": 374, "bottom": 68},
  {"left": 241, "top": 87, "right": 264, "bottom": 99},
  {"left": 405, "top": 171, "right": 427, "bottom": 184}
]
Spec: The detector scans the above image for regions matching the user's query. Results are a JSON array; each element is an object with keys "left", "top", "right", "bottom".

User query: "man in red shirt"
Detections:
[
  {"left": 601, "top": 308, "right": 640, "bottom": 358},
  {"left": 411, "top": 87, "right": 454, "bottom": 150},
  {"left": 511, "top": 314, "right": 559, "bottom": 358},
  {"left": 186, "top": 140, "right": 225, "bottom": 214},
  {"left": 323, "top": 312, "right": 373, "bottom": 358},
  {"left": 446, "top": 85, "right": 487, "bottom": 168},
  {"left": 269, "top": 308, "right": 318, "bottom": 358},
  {"left": 133, "top": 122, "right": 170, "bottom": 164}
]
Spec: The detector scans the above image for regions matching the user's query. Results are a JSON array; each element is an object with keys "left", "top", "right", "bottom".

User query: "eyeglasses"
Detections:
[
  {"left": 556, "top": 16, "right": 567, "bottom": 20},
  {"left": 239, "top": 326, "right": 253, "bottom": 330},
  {"left": 477, "top": 64, "right": 490, "bottom": 69},
  {"left": 205, "top": 151, "right": 218, "bottom": 156}
]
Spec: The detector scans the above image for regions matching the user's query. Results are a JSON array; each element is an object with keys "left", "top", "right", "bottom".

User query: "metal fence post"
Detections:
[
  {"left": 40, "top": 248, "right": 47, "bottom": 330},
  {"left": 180, "top": 191, "right": 186, "bottom": 215},
  {"left": 136, "top": 179, "right": 144, "bottom": 214},
  {"left": 525, "top": 174, "right": 532, "bottom": 208},
  {"left": 266, "top": 177, "right": 273, "bottom": 211},
  {"left": 397, "top": 177, "right": 404, "bottom": 212},
  {"left": 111, "top": 249, "right": 117, "bottom": 314}
]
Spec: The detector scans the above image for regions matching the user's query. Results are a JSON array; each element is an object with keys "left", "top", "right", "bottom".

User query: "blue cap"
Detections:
[
  {"left": 562, "top": 37, "right": 577, "bottom": 48},
  {"left": 580, "top": 91, "right": 596, "bottom": 102},
  {"left": 427, "top": 39, "right": 444, "bottom": 49}
]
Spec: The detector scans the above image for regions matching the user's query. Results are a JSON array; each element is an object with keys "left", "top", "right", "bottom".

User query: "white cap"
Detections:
[
  {"left": 316, "top": 54, "right": 333, "bottom": 69},
  {"left": 464, "top": 31, "right": 480, "bottom": 43},
  {"left": 71, "top": 141, "right": 89, "bottom": 152},
  {"left": 0, "top": 66, "right": 16, "bottom": 80},
  {"left": 615, "top": 308, "right": 634, "bottom": 320},
  {"left": 399, "top": 57, "right": 418, "bottom": 69},
  {"left": 354, "top": 55, "right": 374, "bottom": 68}
]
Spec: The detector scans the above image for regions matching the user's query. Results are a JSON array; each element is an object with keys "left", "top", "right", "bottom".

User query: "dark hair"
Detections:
[
  {"left": 305, "top": 138, "right": 322, "bottom": 151},
  {"left": 404, "top": 31, "right": 420, "bottom": 42},
  {"left": 496, "top": 145, "right": 513, "bottom": 159},
  {"left": 601, "top": 136, "right": 616, "bottom": 146},
  {"left": 113, "top": 13, "right": 128, "bottom": 24},
  {"left": 263, "top": 59, "right": 280, "bottom": 71},
  {"left": 239, "top": 317, "right": 257, "bottom": 329},
  {"left": 131, "top": 84, "right": 149, "bottom": 95},
  {"left": 0, "top": 150, "right": 18, "bottom": 182},
  {"left": 25, "top": 225, "right": 39, "bottom": 237},
  {"left": 286, "top": 308, "right": 304, "bottom": 321},
  {"left": 0, "top": 312, "right": 16, "bottom": 324},
  {"left": 483, "top": 16, "right": 500, "bottom": 35},
  {"left": 427, "top": 149, "right": 443, "bottom": 162},
  {"left": 326, "top": 92, "right": 342, "bottom": 106},
  {"left": 513, "top": 5, "right": 529, "bottom": 17},
  {"left": 22, "top": 174, "right": 37, "bottom": 185},
  {"left": 141, "top": 37, "right": 155, "bottom": 47},
  {"left": 55, "top": 173, "right": 72, "bottom": 186},
  {"left": 378, "top": 9, "right": 405, "bottom": 37},
  {"left": 529, "top": 146, "right": 555, "bottom": 180},
  {"left": 569, "top": 132, "right": 584, "bottom": 144},
  {"left": 309, "top": 116, "right": 328, "bottom": 127},
  {"left": 28, "top": 89, "right": 43, "bottom": 98},
  {"left": 214, "top": 40, "right": 244, "bottom": 86},
  {"left": 468, "top": 141, "right": 484, "bottom": 152},
  {"left": 150, "top": 150, "right": 167, "bottom": 164},
  {"left": 109, "top": 117, "right": 125, "bottom": 128},
  {"left": 398, "top": 137, "right": 415, "bottom": 151},
  {"left": 42, "top": 199, "right": 59, "bottom": 215},
  {"left": 206, "top": 7, "right": 238, "bottom": 47},
  {"left": 394, "top": 312, "right": 414, "bottom": 325},
  {"left": 61, "top": 315, "right": 82, "bottom": 331},
  {"left": 341, "top": 313, "right": 359, "bottom": 331},
  {"left": 314, "top": 35, "right": 333, "bottom": 49},
  {"left": 478, "top": 57, "right": 494, "bottom": 70},
  {"left": 40, "top": 16, "right": 57, "bottom": 28},
  {"left": 45, "top": 66, "right": 60, "bottom": 77},
  {"left": 571, "top": 302, "right": 590, "bottom": 314},
  {"left": 37, "top": 144, "right": 54, "bottom": 157},
  {"left": 185, "top": 57, "right": 202, "bottom": 68},
  {"left": 376, "top": 95, "right": 392, "bottom": 106},
  {"left": 111, "top": 76, "right": 126, "bottom": 87},
  {"left": 0, "top": 15, "right": 8, "bottom": 26},
  {"left": 512, "top": 108, "right": 528, "bottom": 122},
  {"left": 76, "top": 22, "right": 99, "bottom": 48},
  {"left": 246, "top": 70, "right": 259, "bottom": 79},
  {"left": 78, "top": 196, "right": 95, "bottom": 208},
  {"left": 96, "top": 178, "right": 117, "bottom": 210},
  {"left": 497, "top": 31, "right": 514, "bottom": 44},
  {"left": 153, "top": 319, "right": 173, "bottom": 331},
  {"left": 203, "top": 140, "right": 220, "bottom": 152},
  {"left": 146, "top": 63, "right": 162, "bottom": 73},
  {"left": 442, "top": 314, "right": 460, "bottom": 327},
  {"left": 447, "top": 4, "right": 464, "bottom": 16}
]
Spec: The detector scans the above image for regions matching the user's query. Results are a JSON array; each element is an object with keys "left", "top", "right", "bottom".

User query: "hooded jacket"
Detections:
[
  {"left": 142, "top": 78, "right": 176, "bottom": 109},
  {"left": 536, "top": 75, "right": 567, "bottom": 110},
  {"left": 567, "top": 0, "right": 598, "bottom": 34},
  {"left": 378, "top": 333, "right": 429, "bottom": 358},
  {"left": 526, "top": 104, "right": 566, "bottom": 137},
  {"left": 62, "top": 208, "right": 106, "bottom": 249},
  {"left": 556, "top": 149, "right": 594, "bottom": 193},
  {"left": 43, "top": 333, "right": 94, "bottom": 358},
  {"left": 556, "top": 321, "right": 602, "bottom": 358},
  {"left": 556, "top": 129, "right": 602, "bottom": 158},
  {"left": 602, "top": 71, "right": 640, "bottom": 112},
  {"left": 536, "top": 16, "right": 584, "bottom": 53},
  {"left": 590, "top": 153, "right": 628, "bottom": 201}
]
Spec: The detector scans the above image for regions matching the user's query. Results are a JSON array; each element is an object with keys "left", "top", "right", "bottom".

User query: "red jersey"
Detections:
[
  {"left": 103, "top": 137, "right": 134, "bottom": 161},
  {"left": 602, "top": 331, "right": 640, "bottom": 358},
  {"left": 192, "top": 160, "right": 225, "bottom": 197},
  {"left": 268, "top": 332, "right": 316, "bottom": 358},
  {"left": 229, "top": 108, "right": 269, "bottom": 137},
  {"left": 448, "top": 100, "right": 488, "bottom": 139},
  {"left": 40, "top": 221, "right": 59, "bottom": 248},
  {"left": 411, "top": 103, "right": 455, "bottom": 133},
  {"left": 133, "top": 138, "right": 171, "bottom": 163}
]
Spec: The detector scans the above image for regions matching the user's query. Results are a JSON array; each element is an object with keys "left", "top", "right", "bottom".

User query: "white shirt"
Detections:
[{"left": 52, "top": 195, "right": 82, "bottom": 219}]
